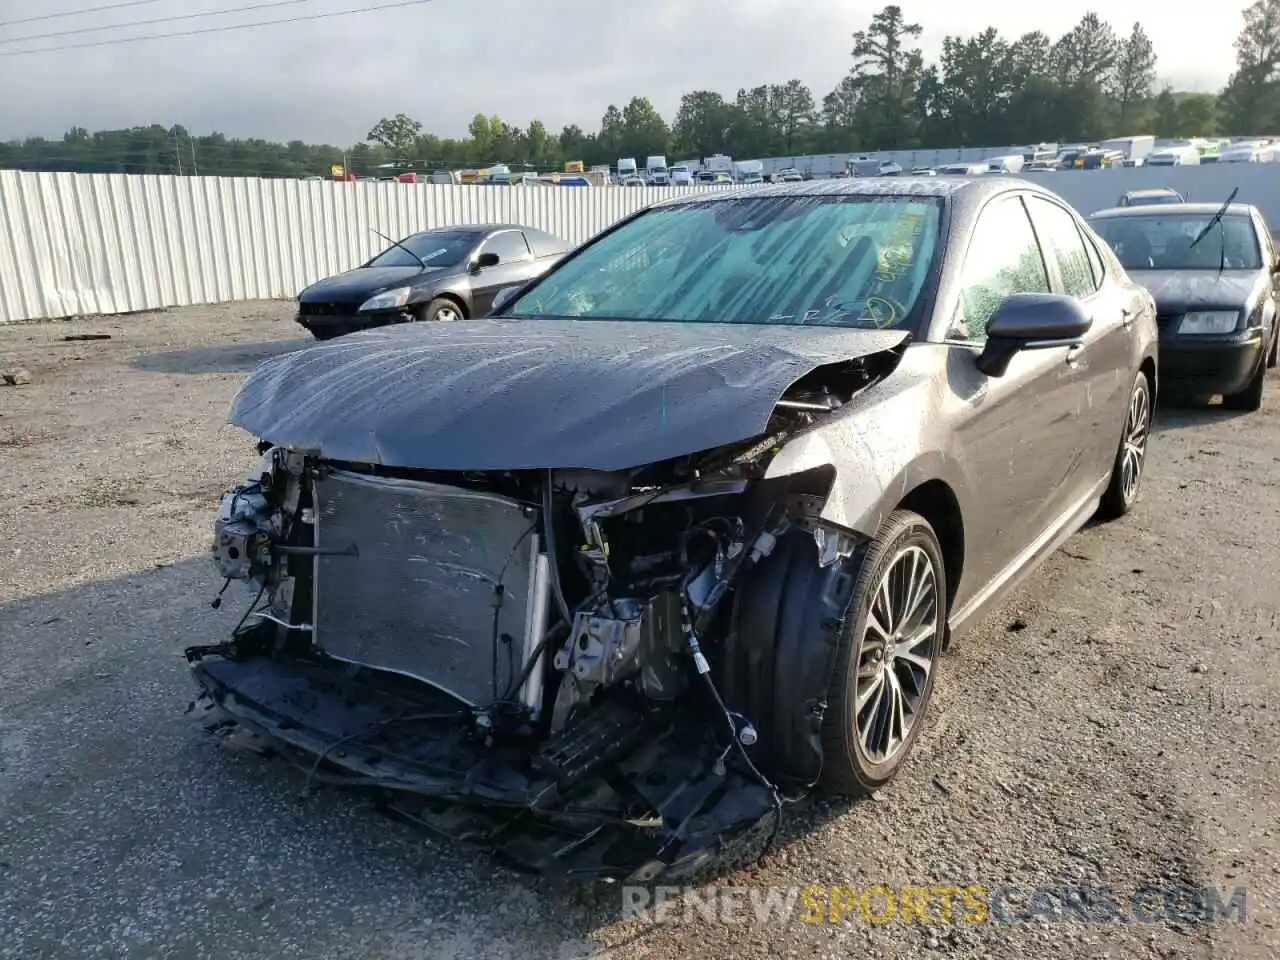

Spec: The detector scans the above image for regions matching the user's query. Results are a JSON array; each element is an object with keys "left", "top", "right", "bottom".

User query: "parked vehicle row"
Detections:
[
  {"left": 318, "top": 136, "right": 1280, "bottom": 189},
  {"left": 196, "top": 173, "right": 1279, "bottom": 885}
]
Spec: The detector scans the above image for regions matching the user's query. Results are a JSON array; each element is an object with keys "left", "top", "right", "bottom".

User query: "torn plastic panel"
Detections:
[{"left": 190, "top": 652, "right": 777, "bottom": 881}]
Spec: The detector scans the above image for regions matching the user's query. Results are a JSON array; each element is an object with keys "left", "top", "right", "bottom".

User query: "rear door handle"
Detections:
[{"left": 1120, "top": 307, "right": 1134, "bottom": 327}]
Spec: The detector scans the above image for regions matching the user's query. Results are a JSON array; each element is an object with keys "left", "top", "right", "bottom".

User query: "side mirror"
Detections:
[
  {"left": 471, "top": 251, "right": 500, "bottom": 272},
  {"left": 976, "top": 293, "right": 1093, "bottom": 378},
  {"left": 491, "top": 286, "right": 520, "bottom": 313}
]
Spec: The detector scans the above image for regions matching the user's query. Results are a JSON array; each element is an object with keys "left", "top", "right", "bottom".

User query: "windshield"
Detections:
[
  {"left": 506, "top": 194, "right": 943, "bottom": 330},
  {"left": 1090, "top": 214, "right": 1262, "bottom": 271},
  {"left": 366, "top": 231, "right": 476, "bottom": 268}
]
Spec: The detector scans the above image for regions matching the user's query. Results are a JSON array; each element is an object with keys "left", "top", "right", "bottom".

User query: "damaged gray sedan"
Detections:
[{"left": 190, "top": 177, "right": 1158, "bottom": 881}]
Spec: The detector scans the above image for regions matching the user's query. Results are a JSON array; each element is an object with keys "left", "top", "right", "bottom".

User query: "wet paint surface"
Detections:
[{"left": 228, "top": 316, "right": 908, "bottom": 472}]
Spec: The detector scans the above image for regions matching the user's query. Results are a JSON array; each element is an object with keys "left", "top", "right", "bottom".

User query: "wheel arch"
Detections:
[
  {"left": 723, "top": 463, "right": 966, "bottom": 783},
  {"left": 760, "top": 439, "right": 971, "bottom": 670},
  {"left": 895, "top": 478, "right": 965, "bottom": 626},
  {"left": 1140, "top": 353, "right": 1157, "bottom": 406}
]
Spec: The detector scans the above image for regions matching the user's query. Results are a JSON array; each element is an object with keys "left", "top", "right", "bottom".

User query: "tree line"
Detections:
[{"left": 0, "top": 3, "right": 1269, "bottom": 180}]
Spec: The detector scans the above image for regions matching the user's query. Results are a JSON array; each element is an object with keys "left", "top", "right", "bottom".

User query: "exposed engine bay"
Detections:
[{"left": 190, "top": 351, "right": 900, "bottom": 881}]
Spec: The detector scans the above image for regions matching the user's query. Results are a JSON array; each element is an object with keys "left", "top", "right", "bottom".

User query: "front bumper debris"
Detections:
[{"left": 189, "top": 651, "right": 778, "bottom": 881}]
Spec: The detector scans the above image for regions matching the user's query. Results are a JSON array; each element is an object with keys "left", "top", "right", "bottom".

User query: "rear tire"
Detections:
[
  {"left": 820, "top": 510, "right": 947, "bottom": 797},
  {"left": 1222, "top": 355, "right": 1265, "bottom": 412},
  {"left": 1098, "top": 370, "right": 1152, "bottom": 520}
]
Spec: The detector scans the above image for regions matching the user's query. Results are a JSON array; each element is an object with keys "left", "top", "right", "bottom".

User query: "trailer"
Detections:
[
  {"left": 733, "top": 159, "right": 764, "bottom": 184},
  {"left": 696, "top": 153, "right": 733, "bottom": 183},
  {"left": 986, "top": 154, "right": 1025, "bottom": 173},
  {"left": 1146, "top": 143, "right": 1202, "bottom": 166},
  {"left": 1100, "top": 135, "right": 1156, "bottom": 164},
  {"left": 935, "top": 161, "right": 987, "bottom": 176},
  {"left": 845, "top": 156, "right": 902, "bottom": 177},
  {"left": 1020, "top": 143, "right": 1059, "bottom": 164}
]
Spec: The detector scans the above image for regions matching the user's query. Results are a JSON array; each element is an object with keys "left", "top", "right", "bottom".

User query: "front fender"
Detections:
[
  {"left": 761, "top": 369, "right": 972, "bottom": 539},
  {"left": 408, "top": 275, "right": 472, "bottom": 310},
  {"left": 765, "top": 427, "right": 969, "bottom": 539}
]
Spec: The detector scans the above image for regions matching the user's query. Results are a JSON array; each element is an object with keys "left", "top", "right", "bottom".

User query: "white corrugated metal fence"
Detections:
[
  {"left": 0, "top": 171, "right": 721, "bottom": 324},
  {"left": 7, "top": 165, "right": 1280, "bottom": 324}
]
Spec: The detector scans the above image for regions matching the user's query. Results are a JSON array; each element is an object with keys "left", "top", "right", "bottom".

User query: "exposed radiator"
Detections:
[{"left": 311, "top": 470, "right": 549, "bottom": 709}]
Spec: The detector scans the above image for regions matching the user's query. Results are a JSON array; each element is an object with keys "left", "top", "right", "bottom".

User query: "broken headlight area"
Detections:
[{"left": 192, "top": 388, "right": 870, "bottom": 881}]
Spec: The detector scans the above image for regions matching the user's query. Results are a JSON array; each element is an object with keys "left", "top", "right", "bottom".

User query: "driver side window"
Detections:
[{"left": 950, "top": 196, "right": 1051, "bottom": 345}]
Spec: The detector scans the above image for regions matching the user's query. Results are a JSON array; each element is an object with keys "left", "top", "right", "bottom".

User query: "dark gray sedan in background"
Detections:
[
  {"left": 194, "top": 176, "right": 1158, "bottom": 881},
  {"left": 1089, "top": 201, "right": 1279, "bottom": 411},
  {"left": 295, "top": 223, "right": 570, "bottom": 339}
]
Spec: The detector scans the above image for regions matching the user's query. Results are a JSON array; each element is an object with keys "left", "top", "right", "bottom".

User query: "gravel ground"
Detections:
[{"left": 1, "top": 301, "right": 1278, "bottom": 960}]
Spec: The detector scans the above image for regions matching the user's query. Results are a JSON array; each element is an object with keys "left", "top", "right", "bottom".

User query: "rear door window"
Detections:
[
  {"left": 481, "top": 231, "right": 533, "bottom": 264},
  {"left": 1080, "top": 225, "right": 1106, "bottom": 288},
  {"left": 1026, "top": 197, "right": 1101, "bottom": 299}
]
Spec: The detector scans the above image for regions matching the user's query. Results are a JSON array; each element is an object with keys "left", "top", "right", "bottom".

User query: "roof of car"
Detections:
[
  {"left": 656, "top": 175, "right": 1024, "bottom": 208},
  {"left": 1089, "top": 202, "right": 1256, "bottom": 220},
  {"left": 416, "top": 223, "right": 532, "bottom": 236}
]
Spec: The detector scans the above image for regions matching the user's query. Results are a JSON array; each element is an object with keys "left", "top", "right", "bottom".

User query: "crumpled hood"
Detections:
[
  {"left": 228, "top": 317, "right": 909, "bottom": 471},
  {"left": 1128, "top": 269, "right": 1265, "bottom": 313},
  {"left": 299, "top": 266, "right": 444, "bottom": 303}
]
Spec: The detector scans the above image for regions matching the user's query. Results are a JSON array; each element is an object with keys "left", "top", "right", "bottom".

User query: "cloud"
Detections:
[{"left": 0, "top": 0, "right": 1242, "bottom": 144}]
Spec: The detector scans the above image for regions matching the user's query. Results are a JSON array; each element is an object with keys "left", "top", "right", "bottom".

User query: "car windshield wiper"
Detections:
[
  {"left": 371, "top": 228, "right": 428, "bottom": 269},
  {"left": 1188, "top": 187, "right": 1238, "bottom": 251}
]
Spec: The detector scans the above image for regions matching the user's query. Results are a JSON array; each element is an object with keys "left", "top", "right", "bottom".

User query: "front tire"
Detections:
[
  {"left": 820, "top": 510, "right": 947, "bottom": 797},
  {"left": 417, "top": 297, "right": 465, "bottom": 323},
  {"left": 1098, "top": 370, "right": 1152, "bottom": 520}
]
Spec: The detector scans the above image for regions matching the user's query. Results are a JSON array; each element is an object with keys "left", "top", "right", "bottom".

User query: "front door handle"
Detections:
[
  {"left": 1120, "top": 307, "right": 1134, "bottom": 327},
  {"left": 1065, "top": 343, "right": 1084, "bottom": 366}
]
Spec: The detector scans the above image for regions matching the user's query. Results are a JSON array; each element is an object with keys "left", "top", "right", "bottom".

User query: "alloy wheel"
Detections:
[
  {"left": 1121, "top": 380, "right": 1151, "bottom": 504},
  {"left": 853, "top": 545, "right": 941, "bottom": 765},
  {"left": 434, "top": 305, "right": 460, "bottom": 322}
]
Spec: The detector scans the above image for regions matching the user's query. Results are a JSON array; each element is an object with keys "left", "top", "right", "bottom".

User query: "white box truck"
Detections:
[{"left": 645, "top": 155, "right": 670, "bottom": 185}]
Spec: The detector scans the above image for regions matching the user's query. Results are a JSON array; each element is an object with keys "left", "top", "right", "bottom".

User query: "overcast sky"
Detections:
[{"left": 0, "top": 0, "right": 1247, "bottom": 144}]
